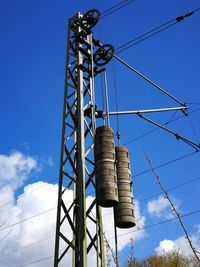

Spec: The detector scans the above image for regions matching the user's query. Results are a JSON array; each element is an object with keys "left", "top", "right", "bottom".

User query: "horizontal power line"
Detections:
[
  {"left": 124, "top": 107, "right": 200, "bottom": 145},
  {"left": 7, "top": 208, "right": 200, "bottom": 267},
  {"left": 17, "top": 255, "right": 54, "bottom": 267},
  {"left": 1, "top": 108, "right": 199, "bottom": 214},
  {"left": 102, "top": 174, "right": 200, "bottom": 218},
  {"left": 133, "top": 150, "right": 199, "bottom": 178},
  {"left": 110, "top": 208, "right": 200, "bottom": 240},
  {"left": 0, "top": 177, "right": 58, "bottom": 211},
  {"left": 101, "top": 0, "right": 136, "bottom": 19},
  {"left": 139, "top": 175, "right": 200, "bottom": 204},
  {"left": 115, "top": 8, "right": 200, "bottom": 54},
  {"left": 1, "top": 173, "right": 200, "bottom": 258},
  {"left": 0, "top": 152, "right": 198, "bottom": 233},
  {"left": 0, "top": 206, "right": 56, "bottom": 232}
]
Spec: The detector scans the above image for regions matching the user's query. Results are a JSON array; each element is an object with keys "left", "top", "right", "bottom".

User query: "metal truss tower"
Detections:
[{"left": 54, "top": 10, "right": 107, "bottom": 267}]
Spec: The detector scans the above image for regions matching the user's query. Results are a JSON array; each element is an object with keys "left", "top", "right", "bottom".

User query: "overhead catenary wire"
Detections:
[
  {"left": 0, "top": 151, "right": 198, "bottom": 228},
  {"left": 0, "top": 108, "right": 199, "bottom": 213},
  {"left": 115, "top": 8, "right": 200, "bottom": 54},
  {"left": 4, "top": 5, "right": 199, "bottom": 266},
  {"left": 134, "top": 150, "right": 199, "bottom": 178},
  {"left": 0, "top": 189, "right": 96, "bottom": 233},
  {"left": 137, "top": 113, "right": 200, "bottom": 150},
  {"left": 17, "top": 255, "right": 54, "bottom": 267},
  {"left": 8, "top": 208, "right": 200, "bottom": 267},
  {"left": 187, "top": 114, "right": 200, "bottom": 145},
  {"left": 139, "top": 175, "right": 200, "bottom": 204},
  {"left": 0, "top": 170, "right": 199, "bottom": 240},
  {"left": 0, "top": 234, "right": 55, "bottom": 258},
  {"left": 1, "top": 172, "right": 200, "bottom": 259},
  {"left": 116, "top": 22, "right": 177, "bottom": 54},
  {"left": 110, "top": 208, "right": 200, "bottom": 240},
  {"left": 0, "top": 177, "right": 58, "bottom": 211},
  {"left": 101, "top": 0, "right": 136, "bottom": 19},
  {"left": 124, "top": 107, "right": 200, "bottom": 145}
]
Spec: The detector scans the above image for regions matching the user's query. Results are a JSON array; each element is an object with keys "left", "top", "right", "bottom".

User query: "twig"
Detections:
[{"left": 145, "top": 153, "right": 200, "bottom": 263}]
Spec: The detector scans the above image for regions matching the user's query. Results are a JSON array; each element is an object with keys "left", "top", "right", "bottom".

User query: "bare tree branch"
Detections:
[{"left": 145, "top": 153, "right": 200, "bottom": 263}]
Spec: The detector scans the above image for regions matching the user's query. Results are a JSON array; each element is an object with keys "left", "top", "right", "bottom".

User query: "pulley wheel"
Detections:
[
  {"left": 94, "top": 44, "right": 114, "bottom": 66},
  {"left": 82, "top": 9, "right": 101, "bottom": 30}
]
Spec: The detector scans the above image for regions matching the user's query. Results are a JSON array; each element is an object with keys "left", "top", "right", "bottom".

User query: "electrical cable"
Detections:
[
  {"left": 134, "top": 150, "right": 199, "bottom": 178},
  {"left": 0, "top": 225, "right": 14, "bottom": 242},
  {"left": 9, "top": 208, "right": 200, "bottom": 267},
  {"left": 0, "top": 234, "right": 55, "bottom": 258},
  {"left": 115, "top": 18, "right": 175, "bottom": 52},
  {"left": 1, "top": 173, "right": 200, "bottom": 260},
  {"left": 104, "top": 70, "right": 111, "bottom": 126},
  {"left": 101, "top": 0, "right": 136, "bottom": 19},
  {"left": 139, "top": 175, "right": 200, "bottom": 204},
  {"left": 17, "top": 256, "right": 54, "bottom": 267},
  {"left": 0, "top": 177, "right": 58, "bottom": 211},
  {"left": 124, "top": 107, "right": 200, "bottom": 145},
  {"left": 0, "top": 189, "right": 95, "bottom": 233},
  {"left": 113, "top": 59, "right": 121, "bottom": 144},
  {"left": 0, "top": 151, "right": 199, "bottom": 233},
  {"left": 103, "top": 173, "right": 200, "bottom": 218},
  {"left": 115, "top": 8, "right": 200, "bottom": 54},
  {"left": 101, "top": 0, "right": 132, "bottom": 15},
  {"left": 109, "top": 208, "right": 200, "bottom": 240},
  {"left": 137, "top": 113, "right": 200, "bottom": 150},
  {"left": 114, "top": 54, "right": 186, "bottom": 107},
  {"left": 0, "top": 206, "right": 57, "bottom": 232},
  {"left": 116, "top": 22, "right": 177, "bottom": 54},
  {"left": 187, "top": 115, "right": 200, "bottom": 145}
]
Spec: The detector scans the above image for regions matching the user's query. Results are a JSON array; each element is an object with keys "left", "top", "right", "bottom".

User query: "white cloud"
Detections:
[
  {"left": 0, "top": 151, "right": 38, "bottom": 189},
  {"left": 0, "top": 182, "right": 145, "bottom": 267},
  {"left": 155, "top": 239, "right": 177, "bottom": 255},
  {"left": 147, "top": 196, "right": 179, "bottom": 219},
  {"left": 0, "top": 151, "right": 146, "bottom": 266},
  {"left": 147, "top": 196, "right": 170, "bottom": 217},
  {"left": 155, "top": 231, "right": 200, "bottom": 257}
]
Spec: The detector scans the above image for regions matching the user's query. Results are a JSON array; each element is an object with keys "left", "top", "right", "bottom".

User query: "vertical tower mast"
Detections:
[{"left": 54, "top": 10, "right": 105, "bottom": 267}]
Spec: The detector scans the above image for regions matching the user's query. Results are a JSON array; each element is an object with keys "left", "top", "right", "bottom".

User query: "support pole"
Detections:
[{"left": 54, "top": 11, "right": 105, "bottom": 267}]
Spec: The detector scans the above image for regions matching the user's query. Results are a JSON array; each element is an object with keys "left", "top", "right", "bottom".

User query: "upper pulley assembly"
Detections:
[{"left": 70, "top": 9, "right": 101, "bottom": 32}]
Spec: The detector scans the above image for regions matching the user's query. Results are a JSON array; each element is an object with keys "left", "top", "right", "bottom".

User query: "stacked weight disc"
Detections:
[
  {"left": 114, "top": 146, "right": 135, "bottom": 228},
  {"left": 94, "top": 126, "right": 119, "bottom": 207}
]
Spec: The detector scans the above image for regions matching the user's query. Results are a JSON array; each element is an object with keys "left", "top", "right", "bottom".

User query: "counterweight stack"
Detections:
[
  {"left": 95, "top": 126, "right": 119, "bottom": 207},
  {"left": 114, "top": 146, "right": 136, "bottom": 228}
]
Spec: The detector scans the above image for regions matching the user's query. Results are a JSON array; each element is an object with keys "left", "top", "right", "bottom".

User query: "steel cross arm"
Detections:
[
  {"left": 105, "top": 106, "right": 188, "bottom": 116},
  {"left": 92, "top": 37, "right": 186, "bottom": 107},
  {"left": 113, "top": 54, "right": 186, "bottom": 107}
]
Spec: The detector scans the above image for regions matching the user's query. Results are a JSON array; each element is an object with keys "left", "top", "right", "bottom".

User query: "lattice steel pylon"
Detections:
[{"left": 54, "top": 10, "right": 108, "bottom": 267}]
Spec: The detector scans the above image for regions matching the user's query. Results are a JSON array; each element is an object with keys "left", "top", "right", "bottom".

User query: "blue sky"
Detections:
[{"left": 0, "top": 0, "right": 200, "bottom": 266}]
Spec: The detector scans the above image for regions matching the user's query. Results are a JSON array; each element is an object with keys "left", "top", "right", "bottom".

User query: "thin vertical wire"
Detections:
[
  {"left": 187, "top": 115, "right": 200, "bottom": 145},
  {"left": 113, "top": 59, "right": 120, "bottom": 145},
  {"left": 98, "top": 23, "right": 106, "bottom": 126},
  {"left": 165, "top": 110, "right": 178, "bottom": 125},
  {"left": 104, "top": 70, "right": 110, "bottom": 126}
]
